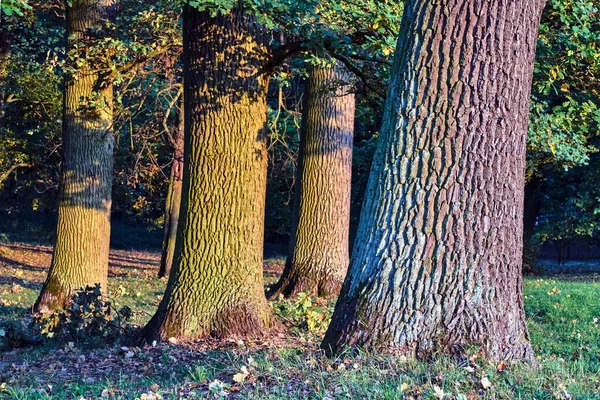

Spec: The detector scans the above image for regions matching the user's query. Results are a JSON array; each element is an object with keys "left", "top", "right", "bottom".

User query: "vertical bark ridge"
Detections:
[
  {"left": 322, "top": 0, "right": 546, "bottom": 362},
  {"left": 142, "top": 7, "right": 274, "bottom": 341},
  {"left": 269, "top": 64, "right": 354, "bottom": 298},
  {"left": 35, "top": 0, "right": 116, "bottom": 313}
]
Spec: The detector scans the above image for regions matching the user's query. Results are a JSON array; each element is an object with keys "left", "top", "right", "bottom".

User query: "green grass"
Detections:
[
  {"left": 524, "top": 278, "right": 600, "bottom": 373},
  {"left": 1, "top": 246, "right": 599, "bottom": 399}
]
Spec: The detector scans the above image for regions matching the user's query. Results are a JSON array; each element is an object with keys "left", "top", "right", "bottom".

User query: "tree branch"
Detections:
[{"left": 0, "top": 162, "right": 32, "bottom": 188}]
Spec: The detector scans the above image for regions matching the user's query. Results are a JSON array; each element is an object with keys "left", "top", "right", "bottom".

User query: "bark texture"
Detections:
[
  {"left": 35, "top": 0, "right": 116, "bottom": 313},
  {"left": 322, "top": 0, "right": 546, "bottom": 362},
  {"left": 159, "top": 93, "right": 184, "bottom": 279},
  {"left": 269, "top": 64, "right": 354, "bottom": 298},
  {"left": 142, "top": 7, "right": 274, "bottom": 341}
]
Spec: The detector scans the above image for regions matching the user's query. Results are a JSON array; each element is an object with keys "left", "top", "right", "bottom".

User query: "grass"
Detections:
[{"left": 0, "top": 242, "right": 599, "bottom": 399}]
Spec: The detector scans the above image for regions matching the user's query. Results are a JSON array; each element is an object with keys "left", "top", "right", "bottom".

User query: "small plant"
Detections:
[
  {"left": 273, "top": 292, "right": 333, "bottom": 336},
  {"left": 0, "top": 284, "right": 134, "bottom": 349},
  {"left": 33, "top": 284, "right": 133, "bottom": 344}
]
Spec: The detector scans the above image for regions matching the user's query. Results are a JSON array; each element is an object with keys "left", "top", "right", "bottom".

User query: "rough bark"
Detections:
[
  {"left": 142, "top": 7, "right": 274, "bottom": 342},
  {"left": 322, "top": 0, "right": 546, "bottom": 363},
  {"left": 268, "top": 64, "right": 354, "bottom": 299},
  {"left": 34, "top": 0, "right": 116, "bottom": 313},
  {"left": 158, "top": 93, "right": 184, "bottom": 279}
]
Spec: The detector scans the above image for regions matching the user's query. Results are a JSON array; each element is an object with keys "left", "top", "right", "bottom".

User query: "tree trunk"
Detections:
[
  {"left": 158, "top": 93, "right": 184, "bottom": 279},
  {"left": 522, "top": 176, "right": 542, "bottom": 274},
  {"left": 322, "top": 0, "right": 545, "bottom": 362},
  {"left": 269, "top": 64, "right": 354, "bottom": 298},
  {"left": 142, "top": 7, "right": 274, "bottom": 342},
  {"left": 34, "top": 0, "right": 116, "bottom": 313}
]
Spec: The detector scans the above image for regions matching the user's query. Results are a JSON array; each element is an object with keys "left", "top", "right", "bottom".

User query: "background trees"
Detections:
[
  {"left": 269, "top": 62, "right": 355, "bottom": 299},
  {"left": 0, "top": 0, "right": 598, "bottom": 362},
  {"left": 34, "top": 0, "right": 118, "bottom": 312}
]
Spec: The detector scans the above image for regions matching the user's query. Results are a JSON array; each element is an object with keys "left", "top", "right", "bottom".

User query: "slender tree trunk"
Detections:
[
  {"left": 0, "top": 24, "right": 11, "bottom": 120},
  {"left": 158, "top": 93, "right": 184, "bottom": 279},
  {"left": 322, "top": 0, "right": 545, "bottom": 362},
  {"left": 142, "top": 7, "right": 274, "bottom": 342},
  {"left": 269, "top": 64, "right": 354, "bottom": 299},
  {"left": 35, "top": 0, "right": 116, "bottom": 313},
  {"left": 522, "top": 176, "right": 542, "bottom": 274}
]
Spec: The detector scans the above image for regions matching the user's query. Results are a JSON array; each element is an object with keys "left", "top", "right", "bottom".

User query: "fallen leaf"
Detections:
[{"left": 481, "top": 376, "right": 492, "bottom": 390}]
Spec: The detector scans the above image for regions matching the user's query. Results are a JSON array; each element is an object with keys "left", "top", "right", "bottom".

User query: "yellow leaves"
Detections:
[
  {"left": 496, "top": 360, "right": 508, "bottom": 372},
  {"left": 232, "top": 366, "right": 250, "bottom": 383},
  {"left": 400, "top": 382, "right": 410, "bottom": 393},
  {"left": 548, "top": 140, "right": 557, "bottom": 155},
  {"left": 548, "top": 287, "right": 561, "bottom": 296}
]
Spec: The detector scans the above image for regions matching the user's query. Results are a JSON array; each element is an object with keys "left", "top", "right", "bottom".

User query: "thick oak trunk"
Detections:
[
  {"left": 269, "top": 64, "right": 354, "bottom": 298},
  {"left": 322, "top": 0, "right": 545, "bottom": 362},
  {"left": 35, "top": 0, "right": 116, "bottom": 313},
  {"left": 142, "top": 7, "right": 274, "bottom": 341},
  {"left": 158, "top": 94, "right": 184, "bottom": 279}
]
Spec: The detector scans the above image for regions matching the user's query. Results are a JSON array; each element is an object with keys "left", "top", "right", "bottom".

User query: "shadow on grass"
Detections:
[
  {"left": 0, "top": 254, "right": 47, "bottom": 273},
  {"left": 0, "top": 275, "right": 42, "bottom": 291}
]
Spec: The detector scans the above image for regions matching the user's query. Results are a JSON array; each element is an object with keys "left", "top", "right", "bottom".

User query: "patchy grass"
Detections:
[{"left": 0, "top": 242, "right": 599, "bottom": 399}]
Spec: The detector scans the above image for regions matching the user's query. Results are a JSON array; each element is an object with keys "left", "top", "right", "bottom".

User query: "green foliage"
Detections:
[
  {"left": 272, "top": 292, "right": 333, "bottom": 336},
  {"left": 34, "top": 284, "right": 134, "bottom": 344},
  {"left": 0, "top": 285, "right": 133, "bottom": 349},
  {"left": 0, "top": 0, "right": 30, "bottom": 16},
  {"left": 184, "top": 0, "right": 319, "bottom": 30},
  {"left": 525, "top": 0, "right": 600, "bottom": 249},
  {"left": 528, "top": 0, "right": 600, "bottom": 172}
]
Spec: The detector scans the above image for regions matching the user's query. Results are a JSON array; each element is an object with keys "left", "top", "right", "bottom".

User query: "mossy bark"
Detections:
[
  {"left": 322, "top": 0, "right": 546, "bottom": 362},
  {"left": 35, "top": 0, "right": 116, "bottom": 313},
  {"left": 269, "top": 64, "right": 354, "bottom": 299},
  {"left": 159, "top": 94, "right": 184, "bottom": 279},
  {"left": 142, "top": 7, "right": 275, "bottom": 342}
]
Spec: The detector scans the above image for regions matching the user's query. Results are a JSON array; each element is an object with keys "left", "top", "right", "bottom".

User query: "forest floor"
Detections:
[{"left": 0, "top": 241, "right": 599, "bottom": 399}]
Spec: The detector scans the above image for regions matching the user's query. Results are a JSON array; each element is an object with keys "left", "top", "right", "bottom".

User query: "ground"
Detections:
[{"left": 0, "top": 241, "right": 599, "bottom": 399}]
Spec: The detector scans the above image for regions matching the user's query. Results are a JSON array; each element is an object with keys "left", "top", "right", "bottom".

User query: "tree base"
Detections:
[
  {"left": 321, "top": 293, "right": 536, "bottom": 364},
  {"left": 140, "top": 301, "right": 280, "bottom": 345},
  {"left": 267, "top": 274, "right": 343, "bottom": 300}
]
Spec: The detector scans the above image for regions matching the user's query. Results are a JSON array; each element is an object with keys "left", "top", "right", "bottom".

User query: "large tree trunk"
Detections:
[
  {"left": 268, "top": 64, "right": 354, "bottom": 299},
  {"left": 158, "top": 93, "right": 184, "bottom": 279},
  {"left": 142, "top": 7, "right": 274, "bottom": 342},
  {"left": 35, "top": 0, "right": 116, "bottom": 313},
  {"left": 322, "top": 0, "right": 545, "bottom": 362}
]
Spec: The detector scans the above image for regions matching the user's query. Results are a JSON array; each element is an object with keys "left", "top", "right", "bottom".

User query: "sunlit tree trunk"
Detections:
[
  {"left": 142, "top": 7, "right": 274, "bottom": 341},
  {"left": 269, "top": 64, "right": 354, "bottom": 298},
  {"left": 35, "top": 0, "right": 116, "bottom": 313},
  {"left": 159, "top": 93, "right": 184, "bottom": 279},
  {"left": 322, "top": 0, "right": 546, "bottom": 362}
]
